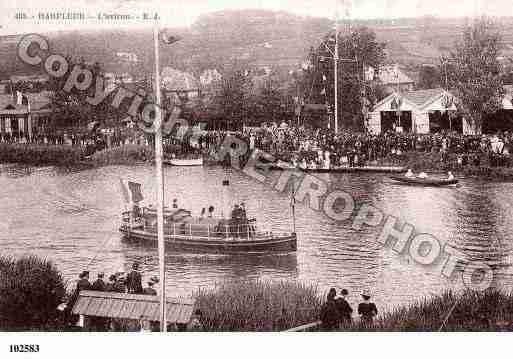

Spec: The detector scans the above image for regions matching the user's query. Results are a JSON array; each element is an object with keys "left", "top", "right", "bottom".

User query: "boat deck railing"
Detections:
[{"left": 121, "top": 212, "right": 293, "bottom": 241}]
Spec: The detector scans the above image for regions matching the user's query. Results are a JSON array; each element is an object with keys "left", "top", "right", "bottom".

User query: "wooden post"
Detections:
[
  {"left": 225, "top": 225, "right": 228, "bottom": 238},
  {"left": 189, "top": 223, "right": 192, "bottom": 240}
]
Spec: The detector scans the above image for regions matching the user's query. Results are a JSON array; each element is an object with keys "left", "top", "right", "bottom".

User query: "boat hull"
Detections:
[
  {"left": 389, "top": 175, "right": 459, "bottom": 186},
  {"left": 164, "top": 158, "right": 203, "bottom": 166},
  {"left": 119, "top": 227, "right": 297, "bottom": 254}
]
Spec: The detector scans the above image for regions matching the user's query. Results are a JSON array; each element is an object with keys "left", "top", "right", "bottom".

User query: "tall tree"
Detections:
[
  {"left": 418, "top": 64, "right": 441, "bottom": 89},
  {"left": 215, "top": 68, "right": 253, "bottom": 129},
  {"left": 254, "top": 77, "right": 284, "bottom": 124},
  {"left": 302, "top": 27, "right": 386, "bottom": 130},
  {"left": 444, "top": 18, "right": 505, "bottom": 134}
]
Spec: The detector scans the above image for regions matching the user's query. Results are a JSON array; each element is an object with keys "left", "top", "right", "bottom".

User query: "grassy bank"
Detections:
[
  {"left": 196, "top": 280, "right": 513, "bottom": 331},
  {"left": 0, "top": 143, "right": 85, "bottom": 166}
]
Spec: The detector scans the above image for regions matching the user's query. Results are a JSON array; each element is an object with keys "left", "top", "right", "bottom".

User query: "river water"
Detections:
[{"left": 1, "top": 163, "right": 513, "bottom": 312}]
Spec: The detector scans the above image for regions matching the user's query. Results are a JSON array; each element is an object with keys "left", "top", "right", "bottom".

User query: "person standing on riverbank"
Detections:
[
  {"left": 77, "top": 271, "right": 91, "bottom": 292},
  {"left": 92, "top": 272, "right": 106, "bottom": 291},
  {"left": 336, "top": 289, "right": 353, "bottom": 325},
  {"left": 320, "top": 288, "right": 339, "bottom": 330},
  {"left": 358, "top": 290, "right": 378, "bottom": 326}
]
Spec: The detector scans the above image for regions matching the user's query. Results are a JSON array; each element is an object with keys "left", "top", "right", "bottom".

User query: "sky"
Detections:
[{"left": 1, "top": 0, "right": 512, "bottom": 35}]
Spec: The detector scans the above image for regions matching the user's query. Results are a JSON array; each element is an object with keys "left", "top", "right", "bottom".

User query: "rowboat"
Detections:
[
  {"left": 389, "top": 175, "right": 459, "bottom": 186},
  {"left": 120, "top": 207, "right": 297, "bottom": 254},
  {"left": 163, "top": 158, "right": 203, "bottom": 166},
  {"left": 261, "top": 161, "right": 405, "bottom": 174}
]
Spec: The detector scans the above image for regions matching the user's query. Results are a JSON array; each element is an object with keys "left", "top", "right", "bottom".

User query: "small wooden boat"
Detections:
[
  {"left": 389, "top": 175, "right": 459, "bottom": 186},
  {"left": 120, "top": 207, "right": 297, "bottom": 254},
  {"left": 264, "top": 161, "right": 405, "bottom": 174},
  {"left": 163, "top": 158, "right": 203, "bottom": 166}
]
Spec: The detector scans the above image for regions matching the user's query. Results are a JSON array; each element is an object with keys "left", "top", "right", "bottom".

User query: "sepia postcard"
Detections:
[{"left": 1, "top": 0, "right": 513, "bottom": 358}]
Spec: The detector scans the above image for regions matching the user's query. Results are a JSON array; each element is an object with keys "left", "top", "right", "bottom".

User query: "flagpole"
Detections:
[
  {"left": 334, "top": 0, "right": 339, "bottom": 134},
  {"left": 153, "top": 25, "right": 167, "bottom": 332}
]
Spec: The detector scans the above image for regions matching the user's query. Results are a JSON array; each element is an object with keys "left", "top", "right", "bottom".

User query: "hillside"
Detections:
[{"left": 1, "top": 10, "right": 513, "bottom": 80}]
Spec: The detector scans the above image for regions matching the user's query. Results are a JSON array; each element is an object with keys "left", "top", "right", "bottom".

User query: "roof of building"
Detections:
[
  {"left": 10, "top": 74, "right": 49, "bottom": 83},
  {"left": 401, "top": 88, "right": 446, "bottom": 107},
  {"left": 372, "top": 87, "right": 454, "bottom": 113},
  {"left": 71, "top": 290, "right": 195, "bottom": 324},
  {"left": 161, "top": 67, "right": 200, "bottom": 92},
  {"left": 378, "top": 65, "right": 415, "bottom": 85}
]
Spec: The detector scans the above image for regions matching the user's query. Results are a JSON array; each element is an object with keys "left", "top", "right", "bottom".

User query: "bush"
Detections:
[
  {"left": 0, "top": 255, "right": 67, "bottom": 330},
  {"left": 195, "top": 280, "right": 321, "bottom": 331}
]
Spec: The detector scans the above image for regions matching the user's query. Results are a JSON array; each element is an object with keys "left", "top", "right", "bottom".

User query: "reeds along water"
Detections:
[
  {"left": 196, "top": 279, "right": 513, "bottom": 331},
  {"left": 195, "top": 280, "right": 322, "bottom": 331}
]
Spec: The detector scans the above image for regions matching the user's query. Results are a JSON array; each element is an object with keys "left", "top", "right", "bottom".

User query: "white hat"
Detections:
[{"left": 361, "top": 289, "right": 371, "bottom": 297}]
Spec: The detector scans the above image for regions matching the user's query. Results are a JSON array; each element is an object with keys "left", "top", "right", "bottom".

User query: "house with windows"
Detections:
[
  {"left": 0, "top": 89, "right": 53, "bottom": 139},
  {"left": 368, "top": 64, "right": 415, "bottom": 95}
]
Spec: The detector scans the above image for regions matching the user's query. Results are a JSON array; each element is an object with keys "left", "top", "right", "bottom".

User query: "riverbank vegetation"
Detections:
[
  {"left": 0, "top": 255, "right": 67, "bottom": 330},
  {"left": 1, "top": 257, "right": 513, "bottom": 332},
  {"left": 195, "top": 280, "right": 513, "bottom": 331},
  {"left": 355, "top": 290, "right": 513, "bottom": 332},
  {"left": 0, "top": 143, "right": 85, "bottom": 167},
  {"left": 195, "top": 280, "right": 321, "bottom": 331}
]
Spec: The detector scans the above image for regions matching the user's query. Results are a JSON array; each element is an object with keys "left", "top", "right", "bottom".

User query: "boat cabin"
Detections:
[{"left": 124, "top": 206, "right": 257, "bottom": 239}]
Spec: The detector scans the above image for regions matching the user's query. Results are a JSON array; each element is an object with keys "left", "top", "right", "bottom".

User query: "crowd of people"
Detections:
[
  {"left": 236, "top": 126, "right": 513, "bottom": 169},
  {"left": 161, "top": 124, "right": 513, "bottom": 169},
  {"left": 320, "top": 287, "right": 378, "bottom": 330},
  {"left": 71, "top": 263, "right": 158, "bottom": 297},
  {"left": 4, "top": 118, "right": 513, "bottom": 170},
  {"left": 64, "top": 263, "right": 162, "bottom": 331}
]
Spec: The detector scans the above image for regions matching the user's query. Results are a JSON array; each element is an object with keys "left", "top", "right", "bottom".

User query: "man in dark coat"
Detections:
[
  {"left": 91, "top": 272, "right": 106, "bottom": 291},
  {"left": 126, "top": 263, "right": 143, "bottom": 294},
  {"left": 336, "top": 289, "right": 353, "bottom": 325},
  {"left": 76, "top": 271, "right": 91, "bottom": 292}
]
